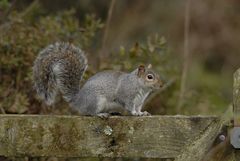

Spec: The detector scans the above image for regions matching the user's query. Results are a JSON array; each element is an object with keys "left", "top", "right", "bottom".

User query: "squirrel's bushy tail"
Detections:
[{"left": 33, "top": 42, "right": 88, "bottom": 105}]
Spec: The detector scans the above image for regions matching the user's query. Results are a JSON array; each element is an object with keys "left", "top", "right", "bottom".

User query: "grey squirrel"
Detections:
[{"left": 33, "top": 42, "right": 164, "bottom": 117}]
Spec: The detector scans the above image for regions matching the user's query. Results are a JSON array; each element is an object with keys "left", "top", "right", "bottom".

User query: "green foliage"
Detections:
[
  {"left": 80, "top": 14, "right": 104, "bottom": 48},
  {"left": 112, "top": 34, "right": 178, "bottom": 76},
  {"left": 0, "top": 0, "right": 10, "bottom": 11},
  {"left": 182, "top": 62, "right": 230, "bottom": 115}
]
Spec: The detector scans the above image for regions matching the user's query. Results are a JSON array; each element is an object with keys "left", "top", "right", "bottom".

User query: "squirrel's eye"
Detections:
[{"left": 147, "top": 74, "right": 154, "bottom": 80}]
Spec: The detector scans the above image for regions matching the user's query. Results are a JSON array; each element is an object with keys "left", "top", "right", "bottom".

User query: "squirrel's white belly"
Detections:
[{"left": 133, "top": 89, "right": 150, "bottom": 107}]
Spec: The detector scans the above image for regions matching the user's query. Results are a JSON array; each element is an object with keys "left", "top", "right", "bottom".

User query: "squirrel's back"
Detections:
[{"left": 33, "top": 42, "right": 87, "bottom": 105}]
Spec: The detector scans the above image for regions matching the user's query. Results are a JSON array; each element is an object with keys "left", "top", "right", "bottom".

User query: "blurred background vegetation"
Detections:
[
  {"left": 0, "top": 0, "right": 240, "bottom": 160},
  {"left": 1, "top": 0, "right": 239, "bottom": 116}
]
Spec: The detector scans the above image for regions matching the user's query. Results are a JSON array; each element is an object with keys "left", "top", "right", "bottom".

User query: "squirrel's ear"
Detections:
[
  {"left": 147, "top": 64, "right": 152, "bottom": 69},
  {"left": 137, "top": 65, "right": 145, "bottom": 76}
]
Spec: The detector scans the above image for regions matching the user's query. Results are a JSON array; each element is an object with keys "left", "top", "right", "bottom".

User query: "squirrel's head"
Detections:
[{"left": 136, "top": 64, "right": 164, "bottom": 90}]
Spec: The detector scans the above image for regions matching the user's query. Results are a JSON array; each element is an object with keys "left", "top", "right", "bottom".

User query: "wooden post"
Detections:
[
  {"left": 231, "top": 69, "right": 240, "bottom": 148},
  {"left": 233, "top": 69, "right": 240, "bottom": 126},
  {"left": 0, "top": 115, "right": 217, "bottom": 158}
]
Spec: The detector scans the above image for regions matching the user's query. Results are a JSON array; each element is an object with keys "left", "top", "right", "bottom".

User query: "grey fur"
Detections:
[
  {"left": 33, "top": 42, "right": 87, "bottom": 105},
  {"left": 33, "top": 42, "right": 162, "bottom": 116}
]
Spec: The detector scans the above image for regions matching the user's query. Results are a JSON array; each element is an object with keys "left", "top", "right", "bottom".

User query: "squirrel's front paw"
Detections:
[
  {"left": 131, "top": 111, "right": 151, "bottom": 116},
  {"left": 97, "top": 113, "right": 110, "bottom": 119},
  {"left": 142, "top": 111, "right": 151, "bottom": 116}
]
